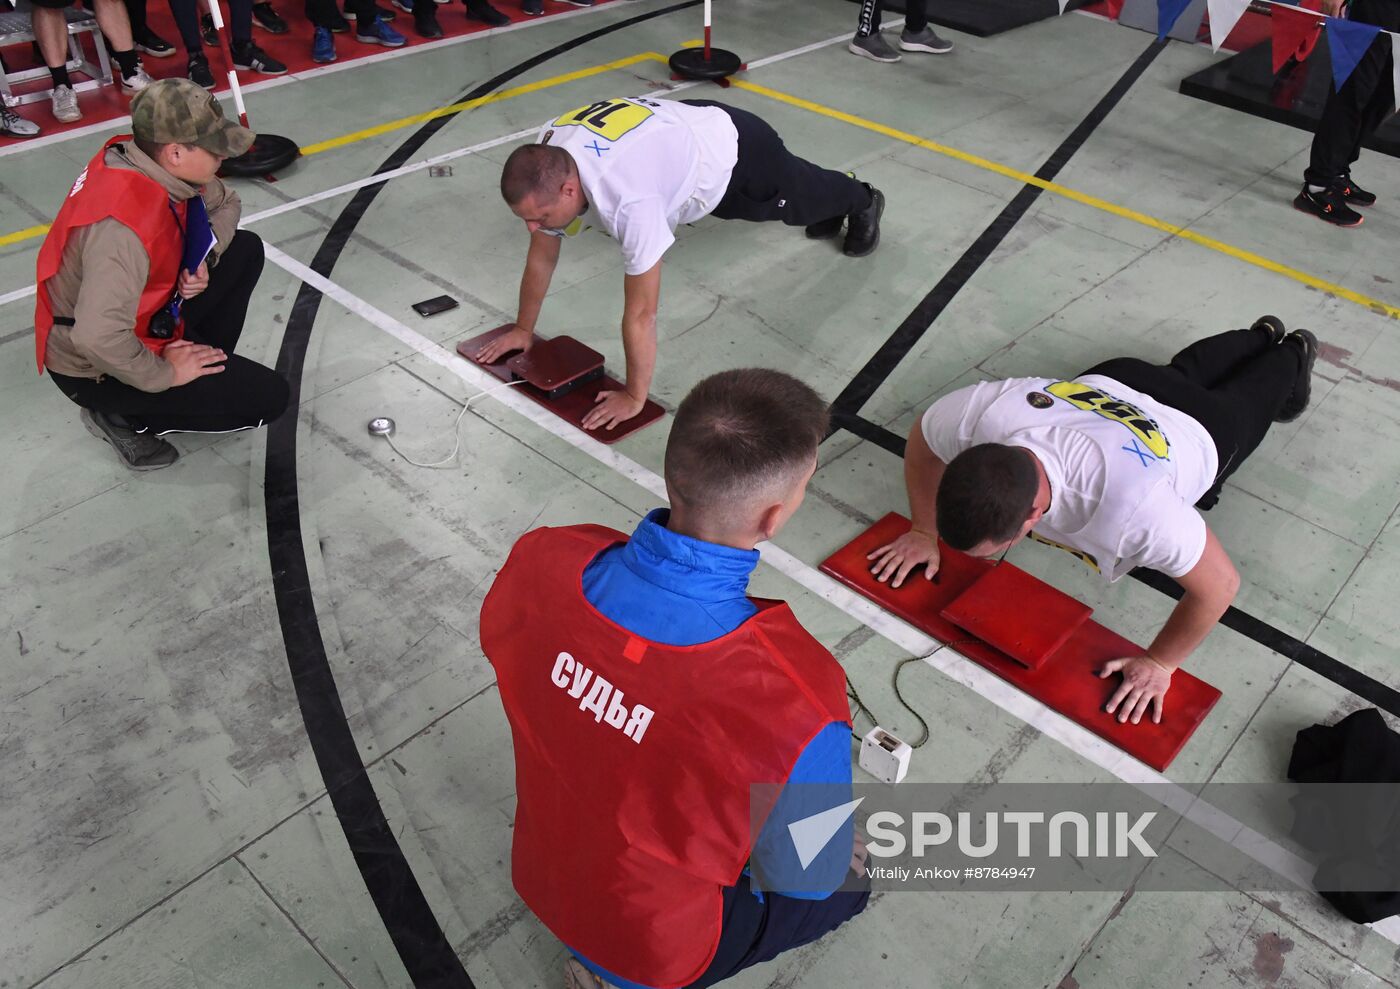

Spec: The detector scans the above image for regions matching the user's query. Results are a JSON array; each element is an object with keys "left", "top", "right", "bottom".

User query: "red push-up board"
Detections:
[
  {"left": 456, "top": 325, "right": 664, "bottom": 444},
  {"left": 941, "top": 562, "right": 1092, "bottom": 670},
  {"left": 820, "top": 513, "right": 1222, "bottom": 772}
]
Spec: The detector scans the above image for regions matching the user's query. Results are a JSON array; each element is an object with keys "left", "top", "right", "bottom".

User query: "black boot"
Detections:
[
  {"left": 415, "top": 8, "right": 443, "bottom": 35},
  {"left": 842, "top": 183, "right": 884, "bottom": 258}
]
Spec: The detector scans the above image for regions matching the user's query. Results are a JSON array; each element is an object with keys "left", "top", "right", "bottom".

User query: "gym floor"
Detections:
[{"left": 3, "top": 2, "right": 1400, "bottom": 986}]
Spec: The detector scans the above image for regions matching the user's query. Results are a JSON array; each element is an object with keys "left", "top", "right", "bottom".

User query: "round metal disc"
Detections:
[
  {"left": 218, "top": 134, "right": 301, "bottom": 178},
  {"left": 668, "top": 47, "right": 742, "bottom": 80}
]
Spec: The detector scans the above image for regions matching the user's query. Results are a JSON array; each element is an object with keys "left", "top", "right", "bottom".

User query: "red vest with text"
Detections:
[
  {"left": 34, "top": 136, "right": 186, "bottom": 373},
  {"left": 480, "top": 525, "right": 851, "bottom": 989}
]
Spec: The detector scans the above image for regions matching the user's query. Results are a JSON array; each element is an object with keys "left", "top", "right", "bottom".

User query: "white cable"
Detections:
[{"left": 382, "top": 378, "right": 526, "bottom": 468}]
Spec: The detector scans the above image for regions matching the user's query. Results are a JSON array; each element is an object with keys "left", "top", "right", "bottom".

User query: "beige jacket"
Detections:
[{"left": 41, "top": 142, "right": 242, "bottom": 393}]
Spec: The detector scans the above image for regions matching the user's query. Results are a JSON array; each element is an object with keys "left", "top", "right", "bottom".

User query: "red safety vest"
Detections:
[
  {"left": 480, "top": 525, "right": 850, "bottom": 988},
  {"left": 34, "top": 136, "right": 187, "bottom": 374}
]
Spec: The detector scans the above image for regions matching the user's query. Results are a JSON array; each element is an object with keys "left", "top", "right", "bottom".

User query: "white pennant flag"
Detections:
[
  {"left": 1206, "top": 0, "right": 1252, "bottom": 52},
  {"left": 1058, "top": 0, "right": 1073, "bottom": 13},
  {"left": 1393, "top": 32, "right": 1400, "bottom": 110}
]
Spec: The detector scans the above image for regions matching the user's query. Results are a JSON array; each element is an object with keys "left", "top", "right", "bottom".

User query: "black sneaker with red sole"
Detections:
[
  {"left": 1293, "top": 184, "right": 1363, "bottom": 227},
  {"left": 1339, "top": 175, "right": 1377, "bottom": 207}
]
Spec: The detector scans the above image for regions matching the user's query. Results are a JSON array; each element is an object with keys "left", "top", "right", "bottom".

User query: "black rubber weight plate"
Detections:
[
  {"left": 219, "top": 133, "right": 301, "bottom": 177},
  {"left": 669, "top": 46, "right": 742, "bottom": 79}
]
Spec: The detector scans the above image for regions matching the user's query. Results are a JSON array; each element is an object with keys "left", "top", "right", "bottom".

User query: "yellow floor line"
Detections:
[
  {"left": 730, "top": 78, "right": 1400, "bottom": 321},
  {"left": 0, "top": 224, "right": 50, "bottom": 249}
]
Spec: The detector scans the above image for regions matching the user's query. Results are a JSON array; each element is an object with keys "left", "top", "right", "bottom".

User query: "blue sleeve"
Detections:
[{"left": 749, "top": 721, "right": 855, "bottom": 900}]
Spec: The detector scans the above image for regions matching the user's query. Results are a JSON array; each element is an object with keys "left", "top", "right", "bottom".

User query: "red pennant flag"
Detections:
[
  {"left": 1272, "top": 4, "right": 1323, "bottom": 73},
  {"left": 1105, "top": 0, "right": 1127, "bottom": 19}
]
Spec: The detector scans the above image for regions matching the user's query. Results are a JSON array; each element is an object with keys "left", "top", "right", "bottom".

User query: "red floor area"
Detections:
[{"left": 1, "top": 0, "right": 612, "bottom": 148}]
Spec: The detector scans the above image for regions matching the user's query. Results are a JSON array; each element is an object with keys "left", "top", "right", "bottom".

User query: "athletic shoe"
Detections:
[
  {"left": 563, "top": 957, "right": 619, "bottom": 989},
  {"left": 392, "top": 0, "right": 415, "bottom": 11},
  {"left": 1339, "top": 174, "right": 1377, "bottom": 207},
  {"left": 465, "top": 0, "right": 510, "bottom": 25},
  {"left": 559, "top": 0, "right": 596, "bottom": 6},
  {"left": 805, "top": 214, "right": 844, "bottom": 239},
  {"left": 843, "top": 183, "right": 884, "bottom": 257},
  {"left": 200, "top": 13, "right": 218, "bottom": 45},
  {"left": 50, "top": 84, "right": 81, "bottom": 123},
  {"left": 253, "top": 1, "right": 290, "bottom": 32},
  {"left": 346, "top": 5, "right": 396, "bottom": 19},
  {"left": 899, "top": 25, "right": 953, "bottom": 52},
  {"left": 135, "top": 28, "right": 176, "bottom": 56},
  {"left": 848, "top": 31, "right": 901, "bottom": 62},
  {"left": 414, "top": 10, "right": 444, "bottom": 35},
  {"left": 187, "top": 52, "right": 216, "bottom": 89},
  {"left": 324, "top": 8, "right": 352, "bottom": 30},
  {"left": 231, "top": 41, "right": 289, "bottom": 74},
  {"left": 1250, "top": 314, "right": 1287, "bottom": 346},
  {"left": 523, "top": 0, "right": 543, "bottom": 13},
  {"left": 312, "top": 25, "right": 337, "bottom": 61},
  {"left": 120, "top": 66, "right": 155, "bottom": 91},
  {"left": 1293, "top": 183, "right": 1362, "bottom": 227},
  {"left": 355, "top": 15, "right": 406, "bottom": 45},
  {"left": 81, "top": 409, "right": 179, "bottom": 471},
  {"left": 1, "top": 105, "right": 40, "bottom": 137},
  {"left": 1276, "top": 329, "right": 1318, "bottom": 423}
]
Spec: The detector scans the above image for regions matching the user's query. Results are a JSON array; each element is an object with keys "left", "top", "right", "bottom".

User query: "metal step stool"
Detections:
[{"left": 1, "top": 1, "right": 113, "bottom": 108}]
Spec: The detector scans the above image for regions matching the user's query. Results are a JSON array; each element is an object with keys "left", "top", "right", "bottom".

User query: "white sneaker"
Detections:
[
  {"left": 120, "top": 67, "right": 155, "bottom": 91},
  {"left": 2, "top": 105, "right": 41, "bottom": 137},
  {"left": 51, "top": 84, "right": 81, "bottom": 123}
]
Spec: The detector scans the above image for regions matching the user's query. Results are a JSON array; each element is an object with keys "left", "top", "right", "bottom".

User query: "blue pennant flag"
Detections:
[
  {"left": 1157, "top": 0, "right": 1196, "bottom": 39},
  {"left": 1327, "top": 18, "right": 1382, "bottom": 91}
]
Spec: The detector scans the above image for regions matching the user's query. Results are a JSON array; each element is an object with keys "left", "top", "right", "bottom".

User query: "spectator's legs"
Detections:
[
  {"left": 180, "top": 230, "right": 265, "bottom": 354},
  {"left": 167, "top": 0, "right": 204, "bottom": 53},
  {"left": 32, "top": 6, "right": 72, "bottom": 72},
  {"left": 92, "top": 0, "right": 143, "bottom": 81},
  {"left": 903, "top": 0, "right": 928, "bottom": 33},
  {"left": 227, "top": 0, "right": 254, "bottom": 46},
  {"left": 855, "top": 0, "right": 882, "bottom": 36},
  {"left": 121, "top": 0, "right": 147, "bottom": 37}
]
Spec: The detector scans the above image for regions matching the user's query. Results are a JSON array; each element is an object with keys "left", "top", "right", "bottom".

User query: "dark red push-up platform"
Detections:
[
  {"left": 821, "top": 513, "right": 1221, "bottom": 771},
  {"left": 456, "top": 324, "right": 663, "bottom": 443}
]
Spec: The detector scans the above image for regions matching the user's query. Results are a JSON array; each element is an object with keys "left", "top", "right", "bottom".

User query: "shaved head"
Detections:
[{"left": 501, "top": 144, "right": 575, "bottom": 206}]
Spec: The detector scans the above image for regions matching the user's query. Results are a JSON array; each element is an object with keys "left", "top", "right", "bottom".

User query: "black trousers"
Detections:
[
  {"left": 856, "top": 0, "right": 927, "bottom": 36},
  {"left": 683, "top": 101, "right": 872, "bottom": 227},
  {"left": 1305, "top": 0, "right": 1400, "bottom": 186},
  {"left": 686, "top": 870, "right": 871, "bottom": 988},
  {"left": 49, "top": 230, "right": 290, "bottom": 435},
  {"left": 1080, "top": 327, "right": 1301, "bottom": 510}
]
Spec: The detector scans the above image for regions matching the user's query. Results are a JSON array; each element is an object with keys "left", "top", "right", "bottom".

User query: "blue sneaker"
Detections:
[
  {"left": 312, "top": 25, "right": 337, "bottom": 61},
  {"left": 356, "top": 15, "right": 406, "bottom": 45}
]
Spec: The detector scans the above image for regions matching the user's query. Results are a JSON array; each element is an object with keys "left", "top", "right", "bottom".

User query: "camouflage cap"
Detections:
[{"left": 130, "top": 78, "right": 255, "bottom": 158}]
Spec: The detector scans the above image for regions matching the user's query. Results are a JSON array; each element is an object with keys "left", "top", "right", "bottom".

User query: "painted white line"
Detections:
[{"left": 261, "top": 243, "right": 1395, "bottom": 944}]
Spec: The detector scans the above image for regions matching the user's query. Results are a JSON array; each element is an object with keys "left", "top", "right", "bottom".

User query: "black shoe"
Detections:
[
  {"left": 346, "top": 4, "right": 396, "bottom": 19},
  {"left": 253, "top": 1, "right": 290, "bottom": 32},
  {"left": 187, "top": 52, "right": 216, "bottom": 89},
  {"left": 200, "top": 13, "right": 218, "bottom": 45},
  {"left": 81, "top": 409, "right": 180, "bottom": 470},
  {"left": 1250, "top": 314, "right": 1286, "bottom": 346},
  {"left": 1293, "top": 184, "right": 1363, "bottom": 227},
  {"left": 1276, "top": 329, "right": 1318, "bottom": 423},
  {"left": 135, "top": 28, "right": 176, "bottom": 56},
  {"left": 465, "top": 0, "right": 510, "bottom": 24},
  {"left": 805, "top": 215, "right": 844, "bottom": 239},
  {"left": 231, "top": 41, "right": 288, "bottom": 74},
  {"left": 414, "top": 9, "right": 443, "bottom": 34},
  {"left": 1339, "top": 174, "right": 1377, "bottom": 208},
  {"left": 523, "top": 0, "right": 542, "bottom": 13},
  {"left": 843, "top": 183, "right": 884, "bottom": 258}
]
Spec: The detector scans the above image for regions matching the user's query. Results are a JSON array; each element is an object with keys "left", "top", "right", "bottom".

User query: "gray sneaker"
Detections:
[
  {"left": 81, "top": 409, "right": 180, "bottom": 470},
  {"left": 1, "top": 105, "right": 40, "bottom": 137},
  {"left": 51, "top": 84, "right": 81, "bottom": 124},
  {"left": 848, "top": 31, "right": 901, "bottom": 62},
  {"left": 899, "top": 26, "right": 953, "bottom": 53}
]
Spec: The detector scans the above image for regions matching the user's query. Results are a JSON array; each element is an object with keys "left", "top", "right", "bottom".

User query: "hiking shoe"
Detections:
[
  {"left": 232, "top": 41, "right": 288, "bottom": 74},
  {"left": 81, "top": 409, "right": 179, "bottom": 470},
  {"left": 465, "top": 0, "right": 510, "bottom": 24},
  {"left": 843, "top": 183, "right": 884, "bottom": 257},
  {"left": 356, "top": 15, "right": 406, "bottom": 44},
  {"left": 523, "top": 0, "right": 543, "bottom": 13},
  {"left": 2, "top": 105, "right": 40, "bottom": 136},
  {"left": 200, "top": 13, "right": 218, "bottom": 45},
  {"left": 1251, "top": 314, "right": 1287, "bottom": 346},
  {"left": 187, "top": 52, "right": 216, "bottom": 89},
  {"left": 50, "top": 84, "right": 81, "bottom": 123},
  {"left": 414, "top": 10, "right": 443, "bottom": 35},
  {"left": 135, "top": 28, "right": 176, "bottom": 56},
  {"left": 1339, "top": 174, "right": 1377, "bottom": 207},
  {"left": 806, "top": 214, "right": 844, "bottom": 239},
  {"left": 849, "top": 31, "right": 901, "bottom": 62},
  {"left": 899, "top": 25, "right": 953, "bottom": 52},
  {"left": 1293, "top": 184, "right": 1362, "bottom": 227},
  {"left": 1276, "top": 329, "right": 1318, "bottom": 423},
  {"left": 120, "top": 66, "right": 155, "bottom": 91},
  {"left": 312, "top": 25, "right": 337, "bottom": 61},
  {"left": 253, "top": 1, "right": 290, "bottom": 31}
]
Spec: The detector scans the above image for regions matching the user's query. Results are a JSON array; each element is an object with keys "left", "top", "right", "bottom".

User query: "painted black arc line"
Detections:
[
  {"left": 826, "top": 412, "right": 1400, "bottom": 720},
  {"left": 263, "top": 5, "right": 699, "bottom": 987},
  {"left": 829, "top": 36, "right": 1166, "bottom": 421}
]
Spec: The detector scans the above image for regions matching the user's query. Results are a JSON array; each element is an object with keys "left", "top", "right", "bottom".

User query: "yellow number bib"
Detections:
[
  {"left": 1045, "top": 380, "right": 1170, "bottom": 460},
  {"left": 552, "top": 99, "right": 654, "bottom": 142}
]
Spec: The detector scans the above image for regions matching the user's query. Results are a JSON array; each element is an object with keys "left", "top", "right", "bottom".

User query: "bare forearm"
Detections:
[
  {"left": 620, "top": 309, "right": 657, "bottom": 399},
  {"left": 516, "top": 237, "right": 559, "bottom": 333},
  {"left": 905, "top": 422, "right": 947, "bottom": 536},
  {"left": 1147, "top": 589, "right": 1233, "bottom": 669}
]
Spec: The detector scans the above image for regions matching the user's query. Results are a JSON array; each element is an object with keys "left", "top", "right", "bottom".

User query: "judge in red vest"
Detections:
[
  {"left": 35, "top": 78, "right": 288, "bottom": 472},
  {"left": 481, "top": 369, "right": 870, "bottom": 989}
]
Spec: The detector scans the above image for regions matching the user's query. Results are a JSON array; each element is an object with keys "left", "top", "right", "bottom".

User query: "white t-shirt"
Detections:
[
  {"left": 535, "top": 97, "right": 739, "bottom": 275},
  {"left": 920, "top": 376, "right": 1220, "bottom": 582}
]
